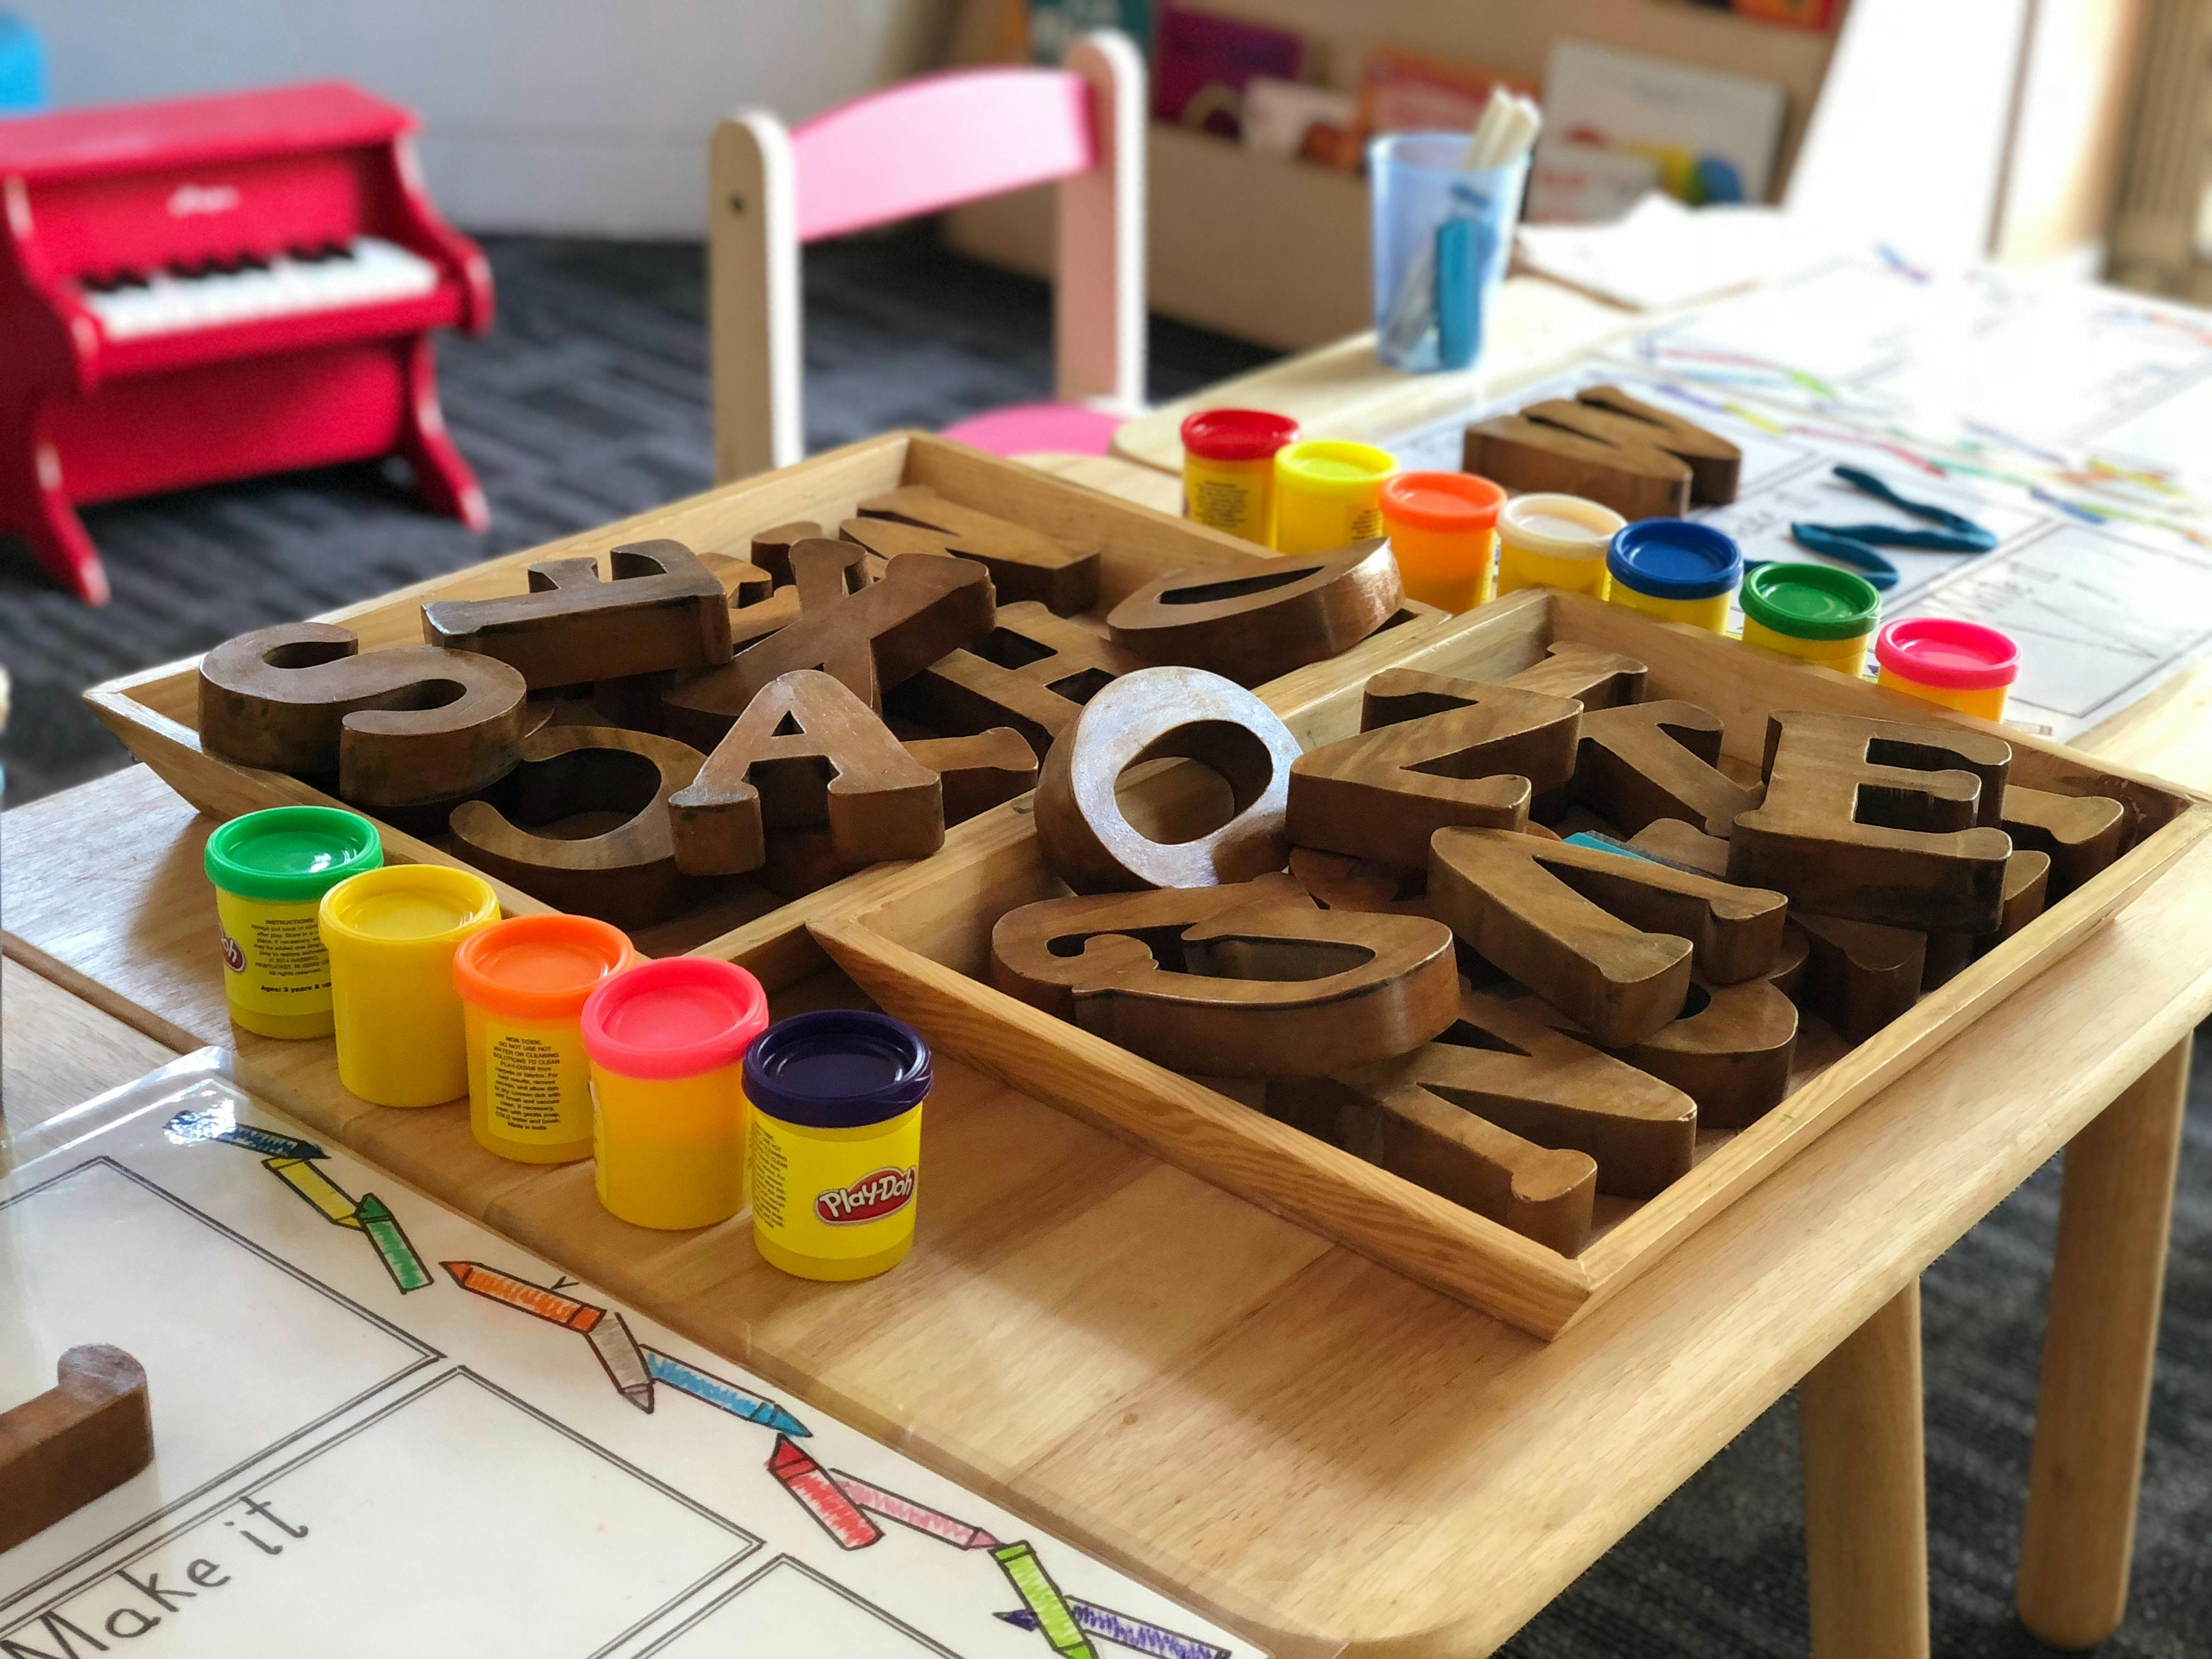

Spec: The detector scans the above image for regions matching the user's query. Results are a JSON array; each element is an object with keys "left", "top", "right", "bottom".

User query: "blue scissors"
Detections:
[{"left": 1780, "top": 466, "right": 1997, "bottom": 590}]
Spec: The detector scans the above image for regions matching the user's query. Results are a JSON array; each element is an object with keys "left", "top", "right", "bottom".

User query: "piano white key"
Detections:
[{"left": 81, "top": 236, "right": 442, "bottom": 341}]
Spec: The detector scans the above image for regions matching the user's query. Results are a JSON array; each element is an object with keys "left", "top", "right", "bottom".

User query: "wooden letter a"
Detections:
[{"left": 668, "top": 670, "right": 943, "bottom": 876}]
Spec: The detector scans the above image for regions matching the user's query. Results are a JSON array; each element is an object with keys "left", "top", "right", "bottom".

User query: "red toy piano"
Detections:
[{"left": 0, "top": 81, "right": 493, "bottom": 605}]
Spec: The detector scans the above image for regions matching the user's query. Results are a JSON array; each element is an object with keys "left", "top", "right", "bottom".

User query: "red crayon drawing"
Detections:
[{"left": 767, "top": 1435, "right": 882, "bottom": 1550}]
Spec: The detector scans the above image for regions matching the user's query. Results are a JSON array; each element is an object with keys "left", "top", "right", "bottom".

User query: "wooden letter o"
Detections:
[{"left": 1034, "top": 667, "right": 1303, "bottom": 892}]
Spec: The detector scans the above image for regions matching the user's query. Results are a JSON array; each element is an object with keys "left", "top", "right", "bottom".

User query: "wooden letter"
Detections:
[
  {"left": 1429, "top": 827, "right": 1788, "bottom": 1046},
  {"left": 668, "top": 669, "right": 943, "bottom": 877},
  {"left": 1574, "top": 699, "right": 1761, "bottom": 838},
  {"left": 1267, "top": 987, "right": 1701, "bottom": 1250},
  {"left": 420, "top": 540, "right": 742, "bottom": 689},
  {"left": 1035, "top": 667, "right": 1304, "bottom": 891},
  {"left": 1555, "top": 977, "right": 1798, "bottom": 1131},
  {"left": 1288, "top": 848, "right": 1434, "bottom": 917},
  {"left": 891, "top": 601, "right": 1149, "bottom": 758},
  {"left": 199, "top": 623, "right": 527, "bottom": 808},
  {"left": 855, "top": 484, "right": 1099, "bottom": 614},
  {"left": 1464, "top": 408, "right": 1691, "bottom": 520},
  {"left": 662, "top": 543, "right": 996, "bottom": 744},
  {"left": 1502, "top": 641, "right": 1648, "bottom": 708},
  {"left": 1557, "top": 385, "right": 1741, "bottom": 502},
  {"left": 907, "top": 729, "right": 1037, "bottom": 826},
  {"left": 450, "top": 726, "right": 706, "bottom": 926},
  {"left": 2001, "top": 783, "right": 2127, "bottom": 897},
  {"left": 990, "top": 879, "right": 1460, "bottom": 1077},
  {"left": 1105, "top": 540, "right": 1402, "bottom": 685},
  {"left": 1793, "top": 912, "right": 1927, "bottom": 1043},
  {"left": 1922, "top": 848, "right": 2051, "bottom": 988},
  {"left": 0, "top": 1345, "right": 153, "bottom": 1554},
  {"left": 1286, "top": 682, "right": 1580, "bottom": 867},
  {"left": 750, "top": 519, "right": 826, "bottom": 586},
  {"left": 1728, "top": 710, "right": 2013, "bottom": 932}
]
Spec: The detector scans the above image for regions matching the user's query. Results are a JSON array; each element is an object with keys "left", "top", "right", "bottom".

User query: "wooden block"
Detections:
[
  {"left": 449, "top": 725, "right": 707, "bottom": 927},
  {"left": 1553, "top": 977, "right": 1799, "bottom": 1132},
  {"left": 1574, "top": 699, "right": 1762, "bottom": 838},
  {"left": 1558, "top": 384, "right": 1742, "bottom": 503},
  {"left": 1728, "top": 710, "right": 2014, "bottom": 933},
  {"left": 855, "top": 484, "right": 1099, "bottom": 614},
  {"left": 1501, "top": 641, "right": 1648, "bottom": 708},
  {"left": 1034, "top": 667, "right": 1304, "bottom": 892},
  {"left": 199, "top": 623, "right": 527, "bottom": 809},
  {"left": 661, "top": 544, "right": 996, "bottom": 746},
  {"left": 668, "top": 669, "right": 943, "bottom": 877},
  {"left": 1286, "top": 682, "right": 1578, "bottom": 867},
  {"left": 1428, "top": 827, "right": 1788, "bottom": 1047},
  {"left": 0, "top": 1345, "right": 153, "bottom": 1555},
  {"left": 989, "top": 878, "right": 1460, "bottom": 1078},
  {"left": 420, "top": 540, "right": 742, "bottom": 690},
  {"left": 2002, "top": 783, "right": 2128, "bottom": 897},
  {"left": 890, "top": 601, "right": 1149, "bottom": 759},
  {"left": 1463, "top": 413, "right": 1691, "bottom": 521},
  {"left": 1794, "top": 912, "right": 1927, "bottom": 1043},
  {"left": 1105, "top": 539, "right": 1403, "bottom": 686},
  {"left": 906, "top": 729, "right": 1037, "bottom": 825},
  {"left": 1923, "top": 849, "right": 2052, "bottom": 989}
]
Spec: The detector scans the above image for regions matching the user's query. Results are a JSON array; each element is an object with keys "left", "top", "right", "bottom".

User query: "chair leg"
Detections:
[
  {"left": 2017, "top": 1036, "right": 2191, "bottom": 1648},
  {"left": 396, "top": 335, "right": 488, "bottom": 532},
  {"left": 1801, "top": 1280, "right": 1930, "bottom": 1659},
  {"left": 0, "top": 419, "right": 108, "bottom": 605}
]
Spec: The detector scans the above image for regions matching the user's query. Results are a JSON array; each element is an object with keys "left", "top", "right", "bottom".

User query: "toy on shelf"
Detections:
[{"left": 0, "top": 82, "right": 494, "bottom": 605}]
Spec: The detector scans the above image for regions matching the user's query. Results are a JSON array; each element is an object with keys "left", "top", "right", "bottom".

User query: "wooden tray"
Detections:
[
  {"left": 84, "top": 433, "right": 1441, "bottom": 988},
  {"left": 808, "top": 589, "right": 2212, "bottom": 1339}
]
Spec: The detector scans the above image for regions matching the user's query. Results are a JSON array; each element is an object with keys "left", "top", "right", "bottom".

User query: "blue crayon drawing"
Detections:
[{"left": 643, "top": 1347, "right": 811, "bottom": 1437}]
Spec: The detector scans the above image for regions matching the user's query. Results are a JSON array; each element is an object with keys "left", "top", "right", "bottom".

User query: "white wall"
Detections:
[{"left": 12, "top": 0, "right": 955, "bottom": 235}]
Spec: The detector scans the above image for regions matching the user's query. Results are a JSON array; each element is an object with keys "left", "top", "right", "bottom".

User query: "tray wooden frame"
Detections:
[
  {"left": 84, "top": 432, "right": 1442, "bottom": 988},
  {"left": 808, "top": 589, "right": 2212, "bottom": 1338}
]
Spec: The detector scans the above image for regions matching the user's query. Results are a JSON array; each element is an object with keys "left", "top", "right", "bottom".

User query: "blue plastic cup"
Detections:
[{"left": 1370, "top": 132, "right": 1528, "bottom": 374}]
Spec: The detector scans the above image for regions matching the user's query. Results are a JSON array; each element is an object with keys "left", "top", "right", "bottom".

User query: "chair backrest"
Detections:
[
  {"left": 791, "top": 67, "right": 1094, "bottom": 243},
  {"left": 710, "top": 31, "right": 1146, "bottom": 482}
]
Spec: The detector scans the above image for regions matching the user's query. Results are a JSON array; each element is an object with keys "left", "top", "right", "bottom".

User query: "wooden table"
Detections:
[{"left": 4, "top": 751, "right": 2202, "bottom": 1657}]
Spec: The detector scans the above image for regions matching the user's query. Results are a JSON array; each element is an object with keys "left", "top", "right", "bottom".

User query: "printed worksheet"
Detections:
[{"left": 1, "top": 1056, "right": 1265, "bottom": 1659}]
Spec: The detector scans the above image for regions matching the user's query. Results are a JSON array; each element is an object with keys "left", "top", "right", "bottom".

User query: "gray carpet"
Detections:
[{"left": 1, "top": 232, "right": 2207, "bottom": 1657}]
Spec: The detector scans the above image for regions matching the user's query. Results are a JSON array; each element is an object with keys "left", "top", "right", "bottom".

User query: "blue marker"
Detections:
[
  {"left": 165, "top": 1108, "right": 325, "bottom": 1161},
  {"left": 642, "top": 1348, "right": 810, "bottom": 1437}
]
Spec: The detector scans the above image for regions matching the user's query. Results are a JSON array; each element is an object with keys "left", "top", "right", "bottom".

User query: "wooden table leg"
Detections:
[
  {"left": 2017, "top": 1035, "right": 2192, "bottom": 1649},
  {"left": 1801, "top": 1280, "right": 1929, "bottom": 1659}
]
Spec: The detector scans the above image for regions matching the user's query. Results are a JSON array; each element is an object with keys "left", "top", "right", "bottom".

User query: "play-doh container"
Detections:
[
  {"left": 320, "top": 865, "right": 499, "bottom": 1107},
  {"left": 1272, "top": 438, "right": 1396, "bottom": 554},
  {"left": 744, "top": 1011, "right": 931, "bottom": 1282},
  {"left": 1381, "top": 471, "right": 1505, "bottom": 612},
  {"left": 1606, "top": 518, "right": 1742, "bottom": 633},
  {"left": 1181, "top": 409, "right": 1299, "bottom": 546},
  {"left": 1876, "top": 617, "right": 2021, "bottom": 720},
  {"left": 582, "top": 957, "right": 769, "bottom": 1230},
  {"left": 205, "top": 806, "right": 382, "bottom": 1040},
  {"left": 1495, "top": 493, "right": 1624, "bottom": 599},
  {"left": 1739, "top": 562, "right": 1882, "bottom": 676},
  {"left": 455, "top": 916, "right": 637, "bottom": 1165}
]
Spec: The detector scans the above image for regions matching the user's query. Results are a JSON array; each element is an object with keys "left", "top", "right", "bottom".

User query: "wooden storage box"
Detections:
[
  {"left": 83, "top": 433, "right": 1440, "bottom": 989},
  {"left": 810, "top": 589, "right": 2212, "bottom": 1338}
]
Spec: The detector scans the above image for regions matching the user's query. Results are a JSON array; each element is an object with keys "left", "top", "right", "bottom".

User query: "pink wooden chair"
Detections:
[{"left": 708, "top": 30, "right": 1145, "bottom": 481}]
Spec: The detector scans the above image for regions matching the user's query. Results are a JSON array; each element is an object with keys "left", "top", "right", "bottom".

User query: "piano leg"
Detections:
[
  {"left": 396, "top": 334, "right": 488, "bottom": 533},
  {"left": 0, "top": 413, "right": 110, "bottom": 606}
]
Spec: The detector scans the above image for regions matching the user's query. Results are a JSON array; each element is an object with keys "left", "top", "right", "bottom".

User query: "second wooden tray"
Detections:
[{"left": 808, "top": 590, "right": 2211, "bottom": 1338}]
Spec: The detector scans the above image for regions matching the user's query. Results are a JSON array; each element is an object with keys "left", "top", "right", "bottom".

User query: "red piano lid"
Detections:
[{"left": 0, "top": 82, "right": 415, "bottom": 183}]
